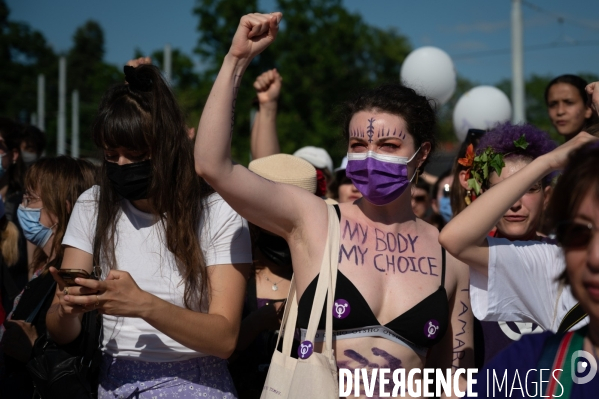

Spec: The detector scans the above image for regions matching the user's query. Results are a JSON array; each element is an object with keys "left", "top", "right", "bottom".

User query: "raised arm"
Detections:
[
  {"left": 439, "top": 132, "right": 598, "bottom": 275},
  {"left": 251, "top": 68, "right": 282, "bottom": 159},
  {"left": 194, "top": 13, "right": 324, "bottom": 238}
]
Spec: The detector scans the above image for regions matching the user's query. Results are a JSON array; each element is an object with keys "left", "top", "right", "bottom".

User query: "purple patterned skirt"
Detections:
[{"left": 98, "top": 354, "right": 237, "bottom": 398}]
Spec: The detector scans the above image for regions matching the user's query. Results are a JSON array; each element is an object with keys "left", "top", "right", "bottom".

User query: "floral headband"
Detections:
[{"left": 458, "top": 135, "right": 529, "bottom": 205}]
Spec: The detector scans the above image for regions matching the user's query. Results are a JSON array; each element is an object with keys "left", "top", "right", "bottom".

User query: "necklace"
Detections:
[{"left": 264, "top": 274, "right": 286, "bottom": 291}]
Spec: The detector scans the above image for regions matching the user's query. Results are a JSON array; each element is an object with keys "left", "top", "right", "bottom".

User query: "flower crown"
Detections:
[{"left": 458, "top": 134, "right": 529, "bottom": 204}]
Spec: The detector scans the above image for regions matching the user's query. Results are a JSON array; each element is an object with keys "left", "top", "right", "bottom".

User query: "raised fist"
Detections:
[
  {"left": 229, "top": 13, "right": 282, "bottom": 61},
  {"left": 254, "top": 69, "right": 283, "bottom": 104},
  {"left": 126, "top": 56, "right": 152, "bottom": 68}
]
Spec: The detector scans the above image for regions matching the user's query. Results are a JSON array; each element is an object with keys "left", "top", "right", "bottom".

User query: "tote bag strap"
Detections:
[
  {"left": 324, "top": 205, "right": 340, "bottom": 356},
  {"left": 279, "top": 276, "right": 298, "bottom": 356},
  {"left": 304, "top": 205, "right": 340, "bottom": 355},
  {"left": 277, "top": 204, "right": 341, "bottom": 357}
]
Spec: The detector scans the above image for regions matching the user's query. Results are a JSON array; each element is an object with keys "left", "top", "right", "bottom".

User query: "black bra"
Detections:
[{"left": 296, "top": 205, "right": 449, "bottom": 352}]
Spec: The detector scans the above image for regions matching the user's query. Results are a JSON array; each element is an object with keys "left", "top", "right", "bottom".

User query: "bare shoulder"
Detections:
[
  {"left": 415, "top": 217, "right": 442, "bottom": 239},
  {"left": 445, "top": 250, "right": 470, "bottom": 295}
]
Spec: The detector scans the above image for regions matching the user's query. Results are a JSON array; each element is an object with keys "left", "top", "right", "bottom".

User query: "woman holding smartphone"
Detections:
[
  {"left": 0, "top": 156, "right": 96, "bottom": 399},
  {"left": 45, "top": 60, "right": 252, "bottom": 398}
]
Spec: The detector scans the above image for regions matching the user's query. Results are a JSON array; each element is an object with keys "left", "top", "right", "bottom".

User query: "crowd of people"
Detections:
[{"left": 0, "top": 11, "right": 598, "bottom": 399}]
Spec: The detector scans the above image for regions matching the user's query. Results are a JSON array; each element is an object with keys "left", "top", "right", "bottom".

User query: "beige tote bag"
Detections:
[{"left": 261, "top": 205, "right": 339, "bottom": 399}]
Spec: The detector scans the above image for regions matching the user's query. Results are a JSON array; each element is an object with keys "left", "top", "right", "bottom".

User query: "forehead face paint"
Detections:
[
  {"left": 350, "top": 117, "right": 407, "bottom": 142},
  {"left": 367, "top": 118, "right": 375, "bottom": 143}
]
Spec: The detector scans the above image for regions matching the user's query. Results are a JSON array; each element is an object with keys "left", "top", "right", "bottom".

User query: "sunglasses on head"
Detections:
[{"left": 555, "top": 220, "right": 598, "bottom": 248}]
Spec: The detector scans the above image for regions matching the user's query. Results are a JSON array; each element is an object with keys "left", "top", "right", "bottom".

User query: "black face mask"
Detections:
[
  {"left": 257, "top": 231, "right": 292, "bottom": 267},
  {"left": 105, "top": 160, "right": 152, "bottom": 201}
]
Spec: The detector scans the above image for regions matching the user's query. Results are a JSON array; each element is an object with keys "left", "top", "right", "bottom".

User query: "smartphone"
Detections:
[{"left": 58, "top": 269, "right": 97, "bottom": 286}]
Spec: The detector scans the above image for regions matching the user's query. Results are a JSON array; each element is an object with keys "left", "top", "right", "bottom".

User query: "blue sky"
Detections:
[{"left": 7, "top": 0, "right": 599, "bottom": 85}]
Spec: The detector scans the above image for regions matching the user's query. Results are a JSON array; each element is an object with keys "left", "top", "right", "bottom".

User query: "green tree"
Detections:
[
  {"left": 146, "top": 47, "right": 205, "bottom": 128},
  {"left": 0, "top": 0, "right": 57, "bottom": 129},
  {"left": 67, "top": 20, "right": 121, "bottom": 157},
  {"left": 436, "top": 76, "right": 477, "bottom": 146},
  {"left": 193, "top": 0, "right": 412, "bottom": 165}
]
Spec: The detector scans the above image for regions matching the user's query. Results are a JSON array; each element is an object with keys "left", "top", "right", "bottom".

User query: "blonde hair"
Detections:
[{"left": 1, "top": 219, "right": 19, "bottom": 267}]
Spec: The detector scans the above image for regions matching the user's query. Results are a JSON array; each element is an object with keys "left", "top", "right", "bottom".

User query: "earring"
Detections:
[{"left": 464, "top": 190, "right": 472, "bottom": 206}]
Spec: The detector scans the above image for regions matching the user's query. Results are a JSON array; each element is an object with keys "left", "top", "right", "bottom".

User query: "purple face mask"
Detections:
[{"left": 345, "top": 149, "right": 420, "bottom": 206}]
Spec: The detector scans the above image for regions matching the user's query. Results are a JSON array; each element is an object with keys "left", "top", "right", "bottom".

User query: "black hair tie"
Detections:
[{"left": 124, "top": 65, "right": 153, "bottom": 92}]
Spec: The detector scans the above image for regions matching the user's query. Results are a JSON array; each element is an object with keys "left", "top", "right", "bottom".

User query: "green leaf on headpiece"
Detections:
[
  {"left": 467, "top": 178, "right": 482, "bottom": 195},
  {"left": 489, "top": 154, "right": 505, "bottom": 176},
  {"left": 514, "top": 134, "right": 529, "bottom": 150}
]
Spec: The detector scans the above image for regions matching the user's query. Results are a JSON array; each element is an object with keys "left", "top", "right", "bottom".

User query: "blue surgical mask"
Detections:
[
  {"left": 439, "top": 197, "right": 453, "bottom": 223},
  {"left": 17, "top": 205, "right": 54, "bottom": 248}
]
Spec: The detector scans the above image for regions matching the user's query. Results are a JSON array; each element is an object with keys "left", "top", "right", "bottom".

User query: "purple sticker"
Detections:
[
  {"left": 298, "top": 341, "right": 313, "bottom": 359},
  {"left": 424, "top": 319, "right": 440, "bottom": 339},
  {"left": 333, "top": 299, "right": 351, "bottom": 319}
]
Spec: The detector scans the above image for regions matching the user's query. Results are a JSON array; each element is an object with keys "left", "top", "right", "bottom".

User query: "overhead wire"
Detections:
[
  {"left": 521, "top": 0, "right": 599, "bottom": 32},
  {"left": 452, "top": 40, "right": 599, "bottom": 60},
  {"left": 451, "top": 1, "right": 599, "bottom": 60}
]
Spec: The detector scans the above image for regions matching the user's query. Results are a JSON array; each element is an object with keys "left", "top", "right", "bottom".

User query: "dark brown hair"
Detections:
[
  {"left": 544, "top": 75, "right": 599, "bottom": 130},
  {"left": 546, "top": 142, "right": 599, "bottom": 284},
  {"left": 91, "top": 64, "right": 213, "bottom": 310},
  {"left": 585, "top": 123, "right": 599, "bottom": 137},
  {"left": 25, "top": 156, "right": 97, "bottom": 272},
  {"left": 341, "top": 83, "right": 437, "bottom": 170},
  {"left": 546, "top": 142, "right": 599, "bottom": 232}
]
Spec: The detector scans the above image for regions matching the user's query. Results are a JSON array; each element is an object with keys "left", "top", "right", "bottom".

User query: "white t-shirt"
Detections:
[
  {"left": 470, "top": 237, "right": 587, "bottom": 333},
  {"left": 63, "top": 186, "right": 252, "bottom": 362}
]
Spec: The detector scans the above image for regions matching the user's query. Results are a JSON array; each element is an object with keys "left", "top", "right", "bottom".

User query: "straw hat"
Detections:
[{"left": 249, "top": 154, "right": 317, "bottom": 194}]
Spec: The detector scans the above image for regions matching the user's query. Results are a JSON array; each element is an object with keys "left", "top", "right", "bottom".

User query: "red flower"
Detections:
[{"left": 458, "top": 144, "right": 474, "bottom": 168}]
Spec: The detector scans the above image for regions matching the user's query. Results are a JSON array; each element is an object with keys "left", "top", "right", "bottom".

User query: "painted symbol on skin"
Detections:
[
  {"left": 334, "top": 299, "right": 351, "bottom": 319},
  {"left": 367, "top": 118, "right": 375, "bottom": 143},
  {"left": 350, "top": 127, "right": 365, "bottom": 138},
  {"left": 378, "top": 127, "right": 396, "bottom": 138},
  {"left": 425, "top": 319, "right": 440, "bottom": 339},
  {"left": 298, "top": 341, "right": 313, "bottom": 359}
]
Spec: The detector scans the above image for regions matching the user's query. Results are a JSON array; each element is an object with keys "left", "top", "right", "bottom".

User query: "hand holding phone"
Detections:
[{"left": 57, "top": 269, "right": 98, "bottom": 287}]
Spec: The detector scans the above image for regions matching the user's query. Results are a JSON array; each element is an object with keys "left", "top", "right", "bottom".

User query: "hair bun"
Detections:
[{"left": 124, "top": 65, "right": 153, "bottom": 92}]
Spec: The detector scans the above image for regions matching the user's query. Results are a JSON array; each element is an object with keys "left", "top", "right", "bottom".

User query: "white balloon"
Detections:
[
  {"left": 452, "top": 86, "right": 512, "bottom": 142},
  {"left": 400, "top": 46, "right": 457, "bottom": 107}
]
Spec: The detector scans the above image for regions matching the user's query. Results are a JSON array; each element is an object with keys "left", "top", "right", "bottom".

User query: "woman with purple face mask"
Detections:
[{"left": 194, "top": 13, "right": 473, "bottom": 395}]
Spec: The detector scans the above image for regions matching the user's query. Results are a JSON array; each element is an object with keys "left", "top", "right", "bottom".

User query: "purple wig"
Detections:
[{"left": 475, "top": 122, "right": 558, "bottom": 185}]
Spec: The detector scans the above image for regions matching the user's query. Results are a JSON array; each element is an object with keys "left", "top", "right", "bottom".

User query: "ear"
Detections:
[
  {"left": 416, "top": 142, "right": 432, "bottom": 169},
  {"left": 543, "top": 185, "right": 552, "bottom": 210},
  {"left": 458, "top": 170, "right": 469, "bottom": 190},
  {"left": 585, "top": 104, "right": 594, "bottom": 119}
]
